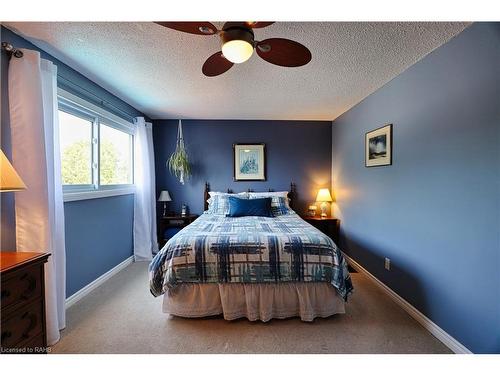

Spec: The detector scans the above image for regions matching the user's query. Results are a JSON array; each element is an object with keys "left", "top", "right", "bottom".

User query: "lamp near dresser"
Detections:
[{"left": 0, "top": 149, "right": 26, "bottom": 191}]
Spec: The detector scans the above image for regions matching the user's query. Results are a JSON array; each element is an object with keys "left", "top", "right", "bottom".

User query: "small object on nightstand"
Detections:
[
  {"left": 316, "top": 188, "right": 333, "bottom": 218},
  {"left": 302, "top": 215, "right": 340, "bottom": 244},
  {"left": 158, "top": 190, "right": 172, "bottom": 217},
  {"left": 307, "top": 205, "right": 317, "bottom": 217},
  {"left": 181, "top": 204, "right": 188, "bottom": 217}
]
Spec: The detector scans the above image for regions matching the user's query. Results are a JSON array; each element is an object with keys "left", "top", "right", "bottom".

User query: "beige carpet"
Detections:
[{"left": 52, "top": 262, "right": 451, "bottom": 354}]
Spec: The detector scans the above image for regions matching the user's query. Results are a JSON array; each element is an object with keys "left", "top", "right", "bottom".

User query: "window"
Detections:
[
  {"left": 59, "top": 110, "right": 93, "bottom": 185},
  {"left": 100, "top": 124, "right": 133, "bottom": 185},
  {"left": 57, "top": 89, "right": 135, "bottom": 201}
]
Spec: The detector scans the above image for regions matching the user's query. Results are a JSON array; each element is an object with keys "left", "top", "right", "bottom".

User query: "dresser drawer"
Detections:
[
  {"left": 24, "top": 333, "right": 46, "bottom": 353},
  {"left": 1, "top": 299, "right": 44, "bottom": 348},
  {"left": 1, "top": 264, "right": 43, "bottom": 310}
]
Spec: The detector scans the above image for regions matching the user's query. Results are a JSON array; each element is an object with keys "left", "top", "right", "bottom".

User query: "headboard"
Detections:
[{"left": 203, "top": 182, "right": 297, "bottom": 211}]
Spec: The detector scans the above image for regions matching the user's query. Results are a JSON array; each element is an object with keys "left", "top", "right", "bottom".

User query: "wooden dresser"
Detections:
[{"left": 1, "top": 252, "right": 50, "bottom": 354}]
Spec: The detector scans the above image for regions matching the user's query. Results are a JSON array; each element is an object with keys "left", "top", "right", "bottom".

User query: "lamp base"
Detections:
[{"left": 320, "top": 202, "right": 328, "bottom": 218}]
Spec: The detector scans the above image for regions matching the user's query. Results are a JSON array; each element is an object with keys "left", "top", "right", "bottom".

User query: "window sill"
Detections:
[{"left": 63, "top": 187, "right": 135, "bottom": 202}]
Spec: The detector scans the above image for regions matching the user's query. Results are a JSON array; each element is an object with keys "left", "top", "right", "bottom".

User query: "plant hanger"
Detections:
[{"left": 167, "top": 120, "right": 191, "bottom": 184}]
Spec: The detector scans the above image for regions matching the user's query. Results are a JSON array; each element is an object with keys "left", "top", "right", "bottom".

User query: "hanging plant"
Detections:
[{"left": 167, "top": 120, "right": 191, "bottom": 185}]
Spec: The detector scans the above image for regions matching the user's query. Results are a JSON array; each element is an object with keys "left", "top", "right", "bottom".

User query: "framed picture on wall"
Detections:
[
  {"left": 365, "top": 124, "right": 392, "bottom": 167},
  {"left": 233, "top": 143, "right": 266, "bottom": 181}
]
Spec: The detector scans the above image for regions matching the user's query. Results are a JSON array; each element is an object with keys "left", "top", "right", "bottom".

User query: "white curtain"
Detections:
[
  {"left": 133, "top": 117, "right": 158, "bottom": 260},
  {"left": 9, "top": 49, "right": 66, "bottom": 345}
]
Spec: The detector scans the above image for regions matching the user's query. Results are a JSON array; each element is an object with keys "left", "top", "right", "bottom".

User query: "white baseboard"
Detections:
[
  {"left": 343, "top": 253, "right": 472, "bottom": 354},
  {"left": 65, "top": 256, "right": 134, "bottom": 309}
]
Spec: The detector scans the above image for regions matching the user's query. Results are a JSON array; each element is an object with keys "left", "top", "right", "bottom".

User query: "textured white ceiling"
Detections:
[{"left": 3, "top": 22, "right": 469, "bottom": 120}]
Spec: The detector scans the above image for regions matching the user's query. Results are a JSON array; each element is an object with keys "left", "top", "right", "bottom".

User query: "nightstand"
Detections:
[
  {"left": 302, "top": 216, "right": 340, "bottom": 244},
  {"left": 1, "top": 252, "right": 50, "bottom": 353},
  {"left": 157, "top": 214, "right": 198, "bottom": 248}
]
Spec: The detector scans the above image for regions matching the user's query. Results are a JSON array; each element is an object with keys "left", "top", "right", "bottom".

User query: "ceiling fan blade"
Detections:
[
  {"left": 155, "top": 22, "right": 217, "bottom": 35},
  {"left": 256, "top": 38, "right": 312, "bottom": 67},
  {"left": 202, "top": 52, "right": 234, "bottom": 77},
  {"left": 246, "top": 22, "right": 275, "bottom": 28}
]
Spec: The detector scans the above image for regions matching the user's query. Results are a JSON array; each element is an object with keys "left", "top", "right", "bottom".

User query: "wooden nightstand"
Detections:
[
  {"left": 1, "top": 252, "right": 50, "bottom": 353},
  {"left": 157, "top": 214, "right": 198, "bottom": 248},
  {"left": 302, "top": 216, "right": 340, "bottom": 244}
]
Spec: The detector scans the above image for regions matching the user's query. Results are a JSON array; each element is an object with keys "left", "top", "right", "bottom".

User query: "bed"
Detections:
[{"left": 149, "top": 183, "right": 353, "bottom": 322}]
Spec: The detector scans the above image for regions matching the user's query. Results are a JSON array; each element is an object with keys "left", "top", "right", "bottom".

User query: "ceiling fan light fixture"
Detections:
[
  {"left": 220, "top": 27, "right": 255, "bottom": 64},
  {"left": 222, "top": 39, "right": 254, "bottom": 64}
]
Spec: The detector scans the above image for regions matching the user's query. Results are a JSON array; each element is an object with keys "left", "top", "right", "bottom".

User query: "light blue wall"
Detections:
[
  {"left": 64, "top": 195, "right": 134, "bottom": 296},
  {"left": 1, "top": 26, "right": 143, "bottom": 297},
  {"left": 331, "top": 23, "right": 500, "bottom": 353}
]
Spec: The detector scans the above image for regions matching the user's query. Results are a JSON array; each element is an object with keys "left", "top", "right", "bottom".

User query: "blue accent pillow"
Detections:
[{"left": 227, "top": 196, "right": 273, "bottom": 217}]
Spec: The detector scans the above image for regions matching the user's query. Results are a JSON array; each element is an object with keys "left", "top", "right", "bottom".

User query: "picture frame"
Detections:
[
  {"left": 365, "top": 124, "right": 393, "bottom": 167},
  {"left": 233, "top": 143, "right": 266, "bottom": 181}
]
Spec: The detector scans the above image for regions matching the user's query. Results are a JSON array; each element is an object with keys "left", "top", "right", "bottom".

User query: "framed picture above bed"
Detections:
[
  {"left": 365, "top": 124, "right": 392, "bottom": 167},
  {"left": 233, "top": 143, "right": 266, "bottom": 181}
]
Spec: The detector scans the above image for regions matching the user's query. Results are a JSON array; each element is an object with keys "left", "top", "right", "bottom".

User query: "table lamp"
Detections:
[
  {"left": 0, "top": 150, "right": 26, "bottom": 192},
  {"left": 316, "top": 188, "right": 333, "bottom": 218},
  {"left": 158, "top": 190, "right": 172, "bottom": 217}
]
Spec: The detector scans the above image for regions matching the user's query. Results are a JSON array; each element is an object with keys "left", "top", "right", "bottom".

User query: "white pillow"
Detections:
[
  {"left": 206, "top": 191, "right": 248, "bottom": 214},
  {"left": 248, "top": 191, "right": 289, "bottom": 198},
  {"left": 248, "top": 191, "right": 289, "bottom": 205},
  {"left": 209, "top": 191, "right": 248, "bottom": 198}
]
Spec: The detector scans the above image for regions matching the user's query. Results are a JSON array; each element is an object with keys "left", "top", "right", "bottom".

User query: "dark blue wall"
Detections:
[
  {"left": 331, "top": 23, "right": 500, "bottom": 353},
  {"left": 1, "top": 26, "right": 142, "bottom": 297},
  {"left": 153, "top": 120, "right": 332, "bottom": 216}
]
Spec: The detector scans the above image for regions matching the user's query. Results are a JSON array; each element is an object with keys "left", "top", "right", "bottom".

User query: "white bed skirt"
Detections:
[{"left": 163, "top": 282, "right": 345, "bottom": 322}]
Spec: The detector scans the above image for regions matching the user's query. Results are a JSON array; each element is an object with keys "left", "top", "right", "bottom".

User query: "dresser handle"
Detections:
[
  {"left": 21, "top": 311, "right": 38, "bottom": 339},
  {"left": 1, "top": 331, "right": 12, "bottom": 341},
  {"left": 1, "top": 289, "right": 10, "bottom": 299},
  {"left": 20, "top": 273, "right": 37, "bottom": 299}
]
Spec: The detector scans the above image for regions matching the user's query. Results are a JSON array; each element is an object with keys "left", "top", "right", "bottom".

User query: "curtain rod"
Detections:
[
  {"left": 2, "top": 41, "right": 141, "bottom": 122},
  {"left": 57, "top": 76, "right": 139, "bottom": 122}
]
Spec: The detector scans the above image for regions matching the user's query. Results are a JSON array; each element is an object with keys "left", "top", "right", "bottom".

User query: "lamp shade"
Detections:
[
  {"left": 316, "top": 188, "right": 333, "bottom": 202},
  {"left": 158, "top": 190, "right": 172, "bottom": 202},
  {"left": 0, "top": 150, "right": 26, "bottom": 192}
]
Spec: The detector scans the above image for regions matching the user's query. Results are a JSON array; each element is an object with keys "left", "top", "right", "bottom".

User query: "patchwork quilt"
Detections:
[{"left": 149, "top": 213, "right": 353, "bottom": 300}]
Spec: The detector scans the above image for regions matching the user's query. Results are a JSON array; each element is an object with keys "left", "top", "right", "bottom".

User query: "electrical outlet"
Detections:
[{"left": 384, "top": 257, "right": 391, "bottom": 271}]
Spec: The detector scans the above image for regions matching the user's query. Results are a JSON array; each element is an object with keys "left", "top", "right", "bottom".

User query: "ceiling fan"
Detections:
[{"left": 155, "top": 22, "right": 312, "bottom": 77}]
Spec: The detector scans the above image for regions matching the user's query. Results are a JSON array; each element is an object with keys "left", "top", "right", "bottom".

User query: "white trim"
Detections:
[
  {"left": 343, "top": 253, "right": 472, "bottom": 354},
  {"left": 58, "top": 87, "right": 135, "bottom": 133},
  {"left": 63, "top": 186, "right": 135, "bottom": 202},
  {"left": 65, "top": 256, "right": 134, "bottom": 309}
]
